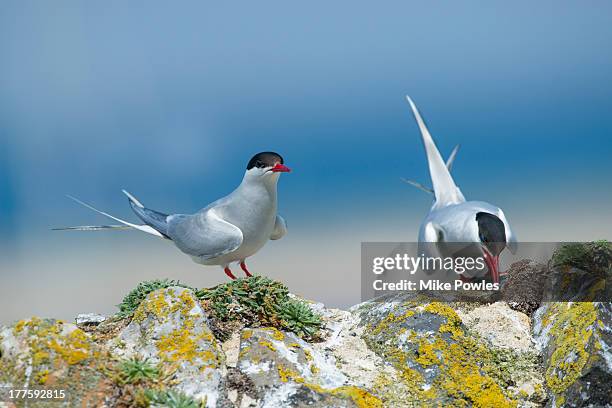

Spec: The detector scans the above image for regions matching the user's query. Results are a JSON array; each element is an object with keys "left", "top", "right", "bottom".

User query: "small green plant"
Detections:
[
  {"left": 118, "top": 357, "right": 160, "bottom": 384},
  {"left": 279, "top": 299, "right": 322, "bottom": 339},
  {"left": 117, "top": 279, "right": 194, "bottom": 318},
  {"left": 197, "top": 276, "right": 289, "bottom": 325},
  {"left": 552, "top": 240, "right": 611, "bottom": 273},
  {"left": 143, "top": 389, "right": 202, "bottom": 408},
  {"left": 196, "top": 276, "right": 322, "bottom": 339}
]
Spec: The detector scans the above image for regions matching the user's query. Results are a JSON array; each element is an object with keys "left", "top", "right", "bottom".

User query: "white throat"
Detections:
[{"left": 239, "top": 168, "right": 280, "bottom": 200}]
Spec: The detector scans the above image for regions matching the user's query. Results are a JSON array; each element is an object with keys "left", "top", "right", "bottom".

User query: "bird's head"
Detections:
[
  {"left": 245, "top": 152, "right": 291, "bottom": 184},
  {"left": 475, "top": 212, "right": 507, "bottom": 284}
]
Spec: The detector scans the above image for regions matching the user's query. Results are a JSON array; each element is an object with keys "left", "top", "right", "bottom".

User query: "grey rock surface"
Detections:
[{"left": 1, "top": 249, "right": 610, "bottom": 407}]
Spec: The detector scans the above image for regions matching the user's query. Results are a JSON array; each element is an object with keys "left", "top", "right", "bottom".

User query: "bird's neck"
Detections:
[{"left": 238, "top": 172, "right": 279, "bottom": 206}]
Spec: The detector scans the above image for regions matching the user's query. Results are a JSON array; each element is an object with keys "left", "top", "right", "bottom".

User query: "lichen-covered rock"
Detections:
[
  {"left": 2, "top": 254, "right": 610, "bottom": 408},
  {"left": 311, "top": 305, "right": 398, "bottom": 393},
  {"left": 0, "top": 317, "right": 108, "bottom": 407},
  {"left": 530, "top": 242, "right": 612, "bottom": 407},
  {"left": 355, "top": 298, "right": 544, "bottom": 407},
  {"left": 533, "top": 302, "right": 612, "bottom": 407},
  {"left": 113, "top": 286, "right": 229, "bottom": 407},
  {"left": 236, "top": 327, "right": 381, "bottom": 408}
]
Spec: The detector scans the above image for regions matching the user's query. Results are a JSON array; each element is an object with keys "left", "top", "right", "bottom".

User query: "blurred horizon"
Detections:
[{"left": 1, "top": 1, "right": 611, "bottom": 324}]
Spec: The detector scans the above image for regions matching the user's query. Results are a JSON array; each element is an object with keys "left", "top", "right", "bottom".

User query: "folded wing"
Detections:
[
  {"left": 167, "top": 209, "right": 243, "bottom": 260},
  {"left": 270, "top": 215, "right": 287, "bottom": 240}
]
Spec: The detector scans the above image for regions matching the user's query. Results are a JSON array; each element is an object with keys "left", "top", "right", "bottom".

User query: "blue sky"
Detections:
[{"left": 1, "top": 1, "right": 611, "bottom": 321}]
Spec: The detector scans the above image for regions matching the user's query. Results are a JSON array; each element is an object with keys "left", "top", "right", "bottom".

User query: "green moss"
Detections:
[
  {"left": 278, "top": 298, "right": 322, "bottom": 339},
  {"left": 143, "top": 389, "right": 204, "bottom": 408},
  {"left": 197, "top": 276, "right": 322, "bottom": 340},
  {"left": 117, "top": 357, "right": 160, "bottom": 384},
  {"left": 551, "top": 240, "right": 611, "bottom": 273}
]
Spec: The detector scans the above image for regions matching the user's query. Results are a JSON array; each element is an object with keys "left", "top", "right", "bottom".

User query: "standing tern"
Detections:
[
  {"left": 404, "top": 97, "right": 516, "bottom": 283},
  {"left": 55, "top": 152, "right": 290, "bottom": 280}
]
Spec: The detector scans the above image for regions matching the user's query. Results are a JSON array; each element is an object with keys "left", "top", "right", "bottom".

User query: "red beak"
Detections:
[
  {"left": 482, "top": 249, "right": 500, "bottom": 284},
  {"left": 270, "top": 163, "right": 291, "bottom": 173}
]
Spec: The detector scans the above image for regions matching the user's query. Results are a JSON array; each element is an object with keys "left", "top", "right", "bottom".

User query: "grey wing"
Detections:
[
  {"left": 166, "top": 209, "right": 243, "bottom": 260},
  {"left": 270, "top": 215, "right": 287, "bottom": 240}
]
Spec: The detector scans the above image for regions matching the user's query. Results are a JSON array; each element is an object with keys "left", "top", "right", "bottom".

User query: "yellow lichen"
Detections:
[
  {"left": 277, "top": 364, "right": 303, "bottom": 383},
  {"left": 178, "top": 289, "right": 196, "bottom": 313},
  {"left": 424, "top": 302, "right": 463, "bottom": 338},
  {"left": 371, "top": 312, "right": 396, "bottom": 336},
  {"left": 32, "top": 350, "right": 50, "bottom": 365},
  {"left": 14, "top": 319, "right": 27, "bottom": 334},
  {"left": 242, "top": 329, "right": 253, "bottom": 340},
  {"left": 328, "top": 386, "right": 383, "bottom": 408},
  {"left": 48, "top": 328, "right": 91, "bottom": 365},
  {"left": 365, "top": 302, "right": 515, "bottom": 407},
  {"left": 414, "top": 338, "right": 440, "bottom": 367},
  {"left": 238, "top": 345, "right": 251, "bottom": 359},
  {"left": 156, "top": 328, "right": 218, "bottom": 368},
  {"left": 151, "top": 290, "right": 170, "bottom": 318},
  {"left": 267, "top": 327, "right": 285, "bottom": 341},
  {"left": 545, "top": 302, "right": 598, "bottom": 395},
  {"left": 34, "top": 369, "right": 49, "bottom": 384},
  {"left": 132, "top": 288, "right": 221, "bottom": 369},
  {"left": 277, "top": 364, "right": 381, "bottom": 408},
  {"left": 20, "top": 318, "right": 91, "bottom": 366},
  {"left": 7, "top": 317, "right": 96, "bottom": 389},
  {"left": 259, "top": 340, "right": 277, "bottom": 352},
  {"left": 133, "top": 289, "right": 170, "bottom": 322}
]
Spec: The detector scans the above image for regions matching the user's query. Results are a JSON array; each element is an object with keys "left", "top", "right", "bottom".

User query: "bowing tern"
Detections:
[{"left": 404, "top": 97, "right": 516, "bottom": 283}]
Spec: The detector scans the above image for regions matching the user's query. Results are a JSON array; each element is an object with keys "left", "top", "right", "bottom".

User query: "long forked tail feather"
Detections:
[
  {"left": 56, "top": 195, "right": 165, "bottom": 238},
  {"left": 402, "top": 144, "right": 460, "bottom": 195},
  {"left": 405, "top": 96, "right": 465, "bottom": 206},
  {"left": 401, "top": 178, "right": 433, "bottom": 194},
  {"left": 445, "top": 144, "right": 460, "bottom": 171},
  {"left": 52, "top": 225, "right": 132, "bottom": 231}
]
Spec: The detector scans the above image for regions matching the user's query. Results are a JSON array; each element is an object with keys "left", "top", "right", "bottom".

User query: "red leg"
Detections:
[
  {"left": 224, "top": 266, "right": 237, "bottom": 280},
  {"left": 240, "top": 261, "right": 253, "bottom": 277}
]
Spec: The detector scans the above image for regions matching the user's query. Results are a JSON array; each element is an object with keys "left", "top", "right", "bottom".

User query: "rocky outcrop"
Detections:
[
  {"left": 354, "top": 299, "right": 544, "bottom": 407},
  {"left": 0, "top": 242, "right": 610, "bottom": 407},
  {"left": 531, "top": 241, "right": 612, "bottom": 407},
  {"left": 533, "top": 302, "right": 611, "bottom": 407},
  {"left": 0, "top": 317, "right": 111, "bottom": 406},
  {"left": 114, "top": 287, "right": 229, "bottom": 406}
]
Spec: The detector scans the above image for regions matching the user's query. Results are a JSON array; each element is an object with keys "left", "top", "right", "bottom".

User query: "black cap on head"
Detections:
[
  {"left": 476, "top": 212, "right": 506, "bottom": 256},
  {"left": 246, "top": 152, "right": 284, "bottom": 170}
]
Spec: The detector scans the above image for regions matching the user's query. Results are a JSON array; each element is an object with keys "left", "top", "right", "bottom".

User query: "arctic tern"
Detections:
[
  {"left": 55, "top": 152, "right": 290, "bottom": 280},
  {"left": 404, "top": 97, "right": 516, "bottom": 283}
]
